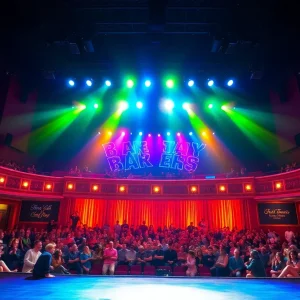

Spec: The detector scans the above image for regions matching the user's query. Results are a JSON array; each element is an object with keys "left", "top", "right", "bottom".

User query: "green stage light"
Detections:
[
  {"left": 182, "top": 103, "right": 191, "bottom": 110},
  {"left": 94, "top": 103, "right": 99, "bottom": 109},
  {"left": 221, "top": 105, "right": 227, "bottom": 110},
  {"left": 118, "top": 101, "right": 129, "bottom": 112},
  {"left": 208, "top": 104, "right": 213, "bottom": 109},
  {"left": 127, "top": 79, "right": 134, "bottom": 88},
  {"left": 166, "top": 79, "right": 174, "bottom": 88}
]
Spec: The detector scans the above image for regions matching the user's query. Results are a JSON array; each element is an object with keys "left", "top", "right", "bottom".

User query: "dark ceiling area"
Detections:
[{"left": 1, "top": 0, "right": 299, "bottom": 81}]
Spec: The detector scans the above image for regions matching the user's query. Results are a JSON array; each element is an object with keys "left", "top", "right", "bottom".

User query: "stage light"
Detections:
[
  {"left": 130, "top": 132, "right": 133, "bottom": 135},
  {"left": 22, "top": 181, "right": 29, "bottom": 188},
  {"left": 164, "top": 99, "right": 174, "bottom": 111},
  {"left": 213, "top": 132, "right": 215, "bottom": 135},
  {"left": 177, "top": 133, "right": 181, "bottom": 136},
  {"left": 86, "top": 79, "right": 92, "bottom": 87},
  {"left": 190, "top": 186, "right": 198, "bottom": 193},
  {"left": 158, "top": 134, "right": 161, "bottom": 137},
  {"left": 139, "top": 132, "right": 143, "bottom": 136},
  {"left": 227, "top": 79, "right": 234, "bottom": 87},
  {"left": 119, "top": 186, "right": 126, "bottom": 192},
  {"left": 118, "top": 101, "right": 129, "bottom": 112},
  {"left": 68, "top": 79, "right": 75, "bottom": 87},
  {"left": 0, "top": 177, "right": 5, "bottom": 183},
  {"left": 105, "top": 80, "right": 112, "bottom": 87},
  {"left": 136, "top": 101, "right": 143, "bottom": 109},
  {"left": 188, "top": 80, "right": 194, "bottom": 87},
  {"left": 92, "top": 185, "right": 99, "bottom": 192},
  {"left": 98, "top": 132, "right": 101, "bottom": 135},
  {"left": 221, "top": 105, "right": 227, "bottom": 110},
  {"left": 127, "top": 79, "right": 134, "bottom": 88},
  {"left": 202, "top": 131, "right": 207, "bottom": 136},
  {"left": 148, "top": 134, "right": 151, "bottom": 137},
  {"left": 94, "top": 103, "right": 99, "bottom": 109},
  {"left": 189, "top": 132, "right": 193, "bottom": 136},
  {"left": 45, "top": 184, "right": 52, "bottom": 190},
  {"left": 275, "top": 182, "right": 282, "bottom": 190},
  {"left": 67, "top": 183, "right": 74, "bottom": 190},
  {"left": 108, "top": 131, "right": 112, "bottom": 136},
  {"left": 208, "top": 80, "right": 214, "bottom": 87},
  {"left": 167, "top": 132, "right": 170, "bottom": 136},
  {"left": 121, "top": 131, "right": 125, "bottom": 136},
  {"left": 79, "top": 104, "right": 86, "bottom": 110},
  {"left": 182, "top": 102, "right": 191, "bottom": 110},
  {"left": 208, "top": 104, "right": 213, "bottom": 109},
  {"left": 166, "top": 79, "right": 174, "bottom": 88},
  {"left": 219, "top": 185, "right": 226, "bottom": 192},
  {"left": 245, "top": 184, "right": 252, "bottom": 191},
  {"left": 145, "top": 80, "right": 151, "bottom": 87},
  {"left": 153, "top": 186, "right": 160, "bottom": 193}
]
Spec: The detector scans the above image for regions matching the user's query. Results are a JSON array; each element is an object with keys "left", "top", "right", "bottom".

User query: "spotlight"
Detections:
[
  {"left": 158, "top": 134, "right": 161, "bottom": 137},
  {"left": 227, "top": 79, "right": 234, "bottom": 87},
  {"left": 98, "top": 132, "right": 101, "bottom": 135},
  {"left": 202, "top": 131, "right": 207, "bottom": 136},
  {"left": 182, "top": 103, "right": 191, "bottom": 110},
  {"left": 45, "top": 184, "right": 52, "bottom": 190},
  {"left": 94, "top": 103, "right": 99, "bottom": 109},
  {"left": 189, "top": 132, "right": 193, "bottom": 136},
  {"left": 130, "top": 132, "right": 133, "bottom": 135},
  {"left": 177, "top": 133, "right": 181, "bottom": 136},
  {"left": 136, "top": 101, "right": 143, "bottom": 109},
  {"left": 148, "top": 134, "right": 151, "bottom": 137},
  {"left": 68, "top": 79, "right": 75, "bottom": 87},
  {"left": 127, "top": 79, "right": 134, "bottom": 88},
  {"left": 208, "top": 104, "right": 213, "bottom": 109},
  {"left": 86, "top": 79, "right": 93, "bottom": 87},
  {"left": 145, "top": 80, "right": 151, "bottom": 87},
  {"left": 139, "top": 132, "right": 143, "bottom": 136},
  {"left": 118, "top": 101, "right": 129, "bottom": 112},
  {"left": 221, "top": 105, "right": 227, "bottom": 110},
  {"left": 164, "top": 99, "right": 174, "bottom": 111},
  {"left": 108, "top": 131, "right": 112, "bottom": 136},
  {"left": 167, "top": 132, "right": 170, "bottom": 136},
  {"left": 213, "top": 132, "right": 215, "bottom": 135},
  {"left": 105, "top": 80, "right": 112, "bottom": 87},
  {"left": 79, "top": 104, "right": 86, "bottom": 110},
  {"left": 207, "top": 80, "right": 214, "bottom": 87},
  {"left": 188, "top": 80, "right": 194, "bottom": 87},
  {"left": 166, "top": 79, "right": 174, "bottom": 88},
  {"left": 121, "top": 131, "right": 125, "bottom": 136}
]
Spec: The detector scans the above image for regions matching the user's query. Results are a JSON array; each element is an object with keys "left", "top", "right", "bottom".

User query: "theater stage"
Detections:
[{"left": 1, "top": 274, "right": 299, "bottom": 300}]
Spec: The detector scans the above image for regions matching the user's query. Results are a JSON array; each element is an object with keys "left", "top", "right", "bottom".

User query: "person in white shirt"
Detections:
[
  {"left": 22, "top": 240, "right": 42, "bottom": 273},
  {"left": 285, "top": 227, "right": 295, "bottom": 245}
]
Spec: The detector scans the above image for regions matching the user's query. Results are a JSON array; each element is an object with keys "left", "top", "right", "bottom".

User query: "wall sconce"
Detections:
[
  {"left": 219, "top": 185, "right": 226, "bottom": 192},
  {"left": 92, "top": 185, "right": 99, "bottom": 192},
  {"left": 190, "top": 186, "right": 198, "bottom": 193},
  {"left": 67, "top": 183, "right": 74, "bottom": 190}
]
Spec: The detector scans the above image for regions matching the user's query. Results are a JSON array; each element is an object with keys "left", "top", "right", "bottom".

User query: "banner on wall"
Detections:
[
  {"left": 102, "top": 140, "right": 206, "bottom": 172},
  {"left": 19, "top": 201, "right": 60, "bottom": 222},
  {"left": 257, "top": 203, "right": 298, "bottom": 225}
]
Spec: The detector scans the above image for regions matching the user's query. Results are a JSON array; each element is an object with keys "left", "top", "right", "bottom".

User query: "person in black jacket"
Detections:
[
  {"left": 33, "top": 243, "right": 56, "bottom": 278},
  {"left": 164, "top": 243, "right": 177, "bottom": 269}
]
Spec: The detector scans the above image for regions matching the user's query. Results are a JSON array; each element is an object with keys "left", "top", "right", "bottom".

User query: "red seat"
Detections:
[
  {"left": 115, "top": 265, "right": 129, "bottom": 275},
  {"left": 90, "top": 262, "right": 103, "bottom": 275},
  {"left": 130, "top": 265, "right": 142, "bottom": 275},
  {"left": 266, "top": 267, "right": 271, "bottom": 277},
  {"left": 143, "top": 266, "right": 156, "bottom": 275},
  {"left": 198, "top": 266, "right": 211, "bottom": 276},
  {"left": 173, "top": 266, "right": 187, "bottom": 276}
]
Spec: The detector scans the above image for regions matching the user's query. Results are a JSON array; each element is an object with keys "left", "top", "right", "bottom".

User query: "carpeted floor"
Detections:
[{"left": 1, "top": 274, "right": 299, "bottom": 300}]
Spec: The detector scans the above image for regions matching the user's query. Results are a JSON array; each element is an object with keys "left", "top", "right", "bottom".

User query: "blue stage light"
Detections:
[
  {"left": 139, "top": 132, "right": 143, "bottom": 136},
  {"left": 68, "top": 80, "right": 75, "bottom": 87},
  {"left": 189, "top": 132, "right": 193, "bottom": 136},
  {"left": 145, "top": 80, "right": 151, "bottom": 87},
  {"left": 86, "top": 79, "right": 92, "bottom": 87},
  {"left": 227, "top": 79, "right": 234, "bottom": 87},
  {"left": 167, "top": 132, "right": 170, "bottom": 136},
  {"left": 136, "top": 101, "right": 143, "bottom": 109},
  {"left": 105, "top": 80, "right": 112, "bottom": 87},
  {"left": 208, "top": 80, "right": 214, "bottom": 87},
  {"left": 188, "top": 80, "right": 194, "bottom": 87}
]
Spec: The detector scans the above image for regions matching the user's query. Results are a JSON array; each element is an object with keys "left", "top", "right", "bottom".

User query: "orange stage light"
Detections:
[
  {"left": 119, "top": 186, "right": 126, "bottom": 192},
  {"left": 92, "top": 185, "right": 99, "bottom": 191},
  {"left": 22, "top": 181, "right": 29, "bottom": 188},
  {"left": 190, "top": 186, "right": 198, "bottom": 193},
  {"left": 67, "top": 183, "right": 74, "bottom": 190},
  {"left": 45, "top": 184, "right": 52, "bottom": 190},
  {"left": 0, "top": 177, "right": 5, "bottom": 183},
  {"left": 153, "top": 186, "right": 160, "bottom": 193},
  {"left": 245, "top": 184, "right": 252, "bottom": 191},
  {"left": 275, "top": 182, "right": 282, "bottom": 190},
  {"left": 219, "top": 185, "right": 226, "bottom": 192}
]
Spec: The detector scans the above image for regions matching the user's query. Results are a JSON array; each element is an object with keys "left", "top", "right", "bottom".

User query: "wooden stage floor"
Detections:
[{"left": 1, "top": 273, "right": 299, "bottom": 300}]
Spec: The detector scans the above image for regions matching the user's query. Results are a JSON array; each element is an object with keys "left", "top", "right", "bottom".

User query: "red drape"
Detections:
[{"left": 74, "top": 199, "right": 247, "bottom": 230}]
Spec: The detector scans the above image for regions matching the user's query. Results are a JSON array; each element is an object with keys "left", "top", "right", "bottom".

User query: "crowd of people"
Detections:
[
  {"left": 0, "top": 159, "right": 36, "bottom": 173},
  {"left": 0, "top": 214, "right": 300, "bottom": 278}
]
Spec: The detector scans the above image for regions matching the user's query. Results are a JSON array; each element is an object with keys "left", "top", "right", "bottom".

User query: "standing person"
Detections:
[
  {"left": 70, "top": 212, "right": 80, "bottom": 231},
  {"left": 185, "top": 250, "right": 197, "bottom": 277},
  {"left": 33, "top": 243, "right": 56, "bottom": 278},
  {"left": 114, "top": 221, "right": 121, "bottom": 237},
  {"left": 102, "top": 241, "right": 118, "bottom": 275},
  {"left": 22, "top": 240, "right": 42, "bottom": 273}
]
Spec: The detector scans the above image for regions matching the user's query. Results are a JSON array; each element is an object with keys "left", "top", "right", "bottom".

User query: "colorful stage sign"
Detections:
[
  {"left": 19, "top": 201, "right": 60, "bottom": 222},
  {"left": 257, "top": 202, "right": 298, "bottom": 225},
  {"left": 102, "top": 141, "right": 206, "bottom": 172}
]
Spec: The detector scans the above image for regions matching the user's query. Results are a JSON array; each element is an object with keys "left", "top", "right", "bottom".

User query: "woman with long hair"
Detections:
[
  {"left": 270, "top": 252, "right": 285, "bottom": 278},
  {"left": 211, "top": 246, "right": 229, "bottom": 277},
  {"left": 185, "top": 250, "right": 197, "bottom": 277},
  {"left": 245, "top": 250, "right": 266, "bottom": 278},
  {"left": 52, "top": 249, "right": 70, "bottom": 274},
  {"left": 80, "top": 246, "right": 93, "bottom": 274},
  {"left": 278, "top": 250, "right": 300, "bottom": 278}
]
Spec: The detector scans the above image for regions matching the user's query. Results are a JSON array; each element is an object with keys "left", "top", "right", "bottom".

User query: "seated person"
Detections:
[
  {"left": 125, "top": 245, "right": 136, "bottom": 266},
  {"left": 229, "top": 249, "right": 244, "bottom": 277},
  {"left": 211, "top": 246, "right": 229, "bottom": 277},
  {"left": 245, "top": 250, "right": 266, "bottom": 278},
  {"left": 67, "top": 243, "right": 82, "bottom": 274},
  {"left": 80, "top": 246, "right": 93, "bottom": 274},
  {"left": 184, "top": 250, "right": 197, "bottom": 277},
  {"left": 33, "top": 243, "right": 56, "bottom": 278},
  {"left": 278, "top": 250, "right": 300, "bottom": 278},
  {"left": 22, "top": 240, "right": 42, "bottom": 273},
  {"left": 52, "top": 249, "right": 69, "bottom": 274},
  {"left": 152, "top": 244, "right": 165, "bottom": 267},
  {"left": 117, "top": 244, "right": 129, "bottom": 265},
  {"left": 164, "top": 244, "right": 178, "bottom": 269},
  {"left": 270, "top": 252, "right": 285, "bottom": 278},
  {"left": 203, "top": 246, "right": 216, "bottom": 268}
]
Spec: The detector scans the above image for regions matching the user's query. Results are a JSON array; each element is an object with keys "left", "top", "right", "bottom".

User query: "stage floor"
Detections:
[{"left": 1, "top": 274, "right": 300, "bottom": 300}]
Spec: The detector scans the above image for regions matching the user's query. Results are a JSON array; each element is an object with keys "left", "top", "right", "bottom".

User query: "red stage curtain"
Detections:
[{"left": 74, "top": 199, "right": 247, "bottom": 230}]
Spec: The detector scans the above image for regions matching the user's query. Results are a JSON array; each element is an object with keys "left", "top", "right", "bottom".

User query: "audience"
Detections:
[{"left": 22, "top": 240, "right": 42, "bottom": 273}]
